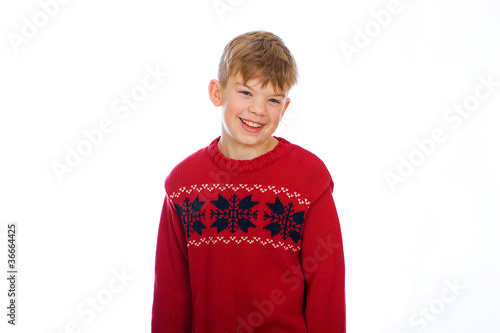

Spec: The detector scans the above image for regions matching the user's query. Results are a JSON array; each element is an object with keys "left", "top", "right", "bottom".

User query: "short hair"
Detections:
[{"left": 218, "top": 31, "right": 298, "bottom": 94}]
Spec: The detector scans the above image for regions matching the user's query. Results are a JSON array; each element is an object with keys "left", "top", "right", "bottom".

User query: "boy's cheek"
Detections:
[{"left": 226, "top": 101, "right": 246, "bottom": 114}]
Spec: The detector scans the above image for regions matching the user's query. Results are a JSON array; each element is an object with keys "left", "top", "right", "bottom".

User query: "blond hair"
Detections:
[{"left": 218, "top": 31, "right": 298, "bottom": 94}]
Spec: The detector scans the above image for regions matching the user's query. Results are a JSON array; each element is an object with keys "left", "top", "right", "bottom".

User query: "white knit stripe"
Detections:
[
  {"left": 169, "top": 183, "right": 310, "bottom": 207},
  {"left": 186, "top": 235, "right": 301, "bottom": 252}
]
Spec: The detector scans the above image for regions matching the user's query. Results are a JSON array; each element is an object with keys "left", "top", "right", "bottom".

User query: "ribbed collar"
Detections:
[{"left": 206, "top": 136, "right": 292, "bottom": 172}]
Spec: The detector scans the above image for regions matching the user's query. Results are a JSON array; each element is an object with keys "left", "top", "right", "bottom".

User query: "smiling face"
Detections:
[{"left": 209, "top": 72, "right": 291, "bottom": 160}]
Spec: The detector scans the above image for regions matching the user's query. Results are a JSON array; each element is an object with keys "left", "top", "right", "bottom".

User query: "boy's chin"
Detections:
[{"left": 228, "top": 132, "right": 276, "bottom": 147}]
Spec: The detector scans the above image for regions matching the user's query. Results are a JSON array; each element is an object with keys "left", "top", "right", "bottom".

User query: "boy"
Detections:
[{"left": 152, "top": 31, "right": 345, "bottom": 332}]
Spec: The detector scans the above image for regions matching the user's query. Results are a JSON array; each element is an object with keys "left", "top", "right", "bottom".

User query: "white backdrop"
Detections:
[{"left": 1, "top": 0, "right": 499, "bottom": 332}]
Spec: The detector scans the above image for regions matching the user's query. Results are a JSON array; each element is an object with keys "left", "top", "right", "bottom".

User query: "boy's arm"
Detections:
[
  {"left": 302, "top": 182, "right": 346, "bottom": 332},
  {"left": 152, "top": 196, "right": 193, "bottom": 333}
]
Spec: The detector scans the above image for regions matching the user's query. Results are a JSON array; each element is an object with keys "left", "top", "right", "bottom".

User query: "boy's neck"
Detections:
[{"left": 217, "top": 135, "right": 279, "bottom": 160}]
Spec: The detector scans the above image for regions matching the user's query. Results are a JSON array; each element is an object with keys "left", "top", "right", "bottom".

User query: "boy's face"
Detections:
[{"left": 209, "top": 72, "right": 291, "bottom": 157}]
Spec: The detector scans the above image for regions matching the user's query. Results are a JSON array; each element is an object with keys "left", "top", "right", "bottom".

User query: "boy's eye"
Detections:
[
  {"left": 269, "top": 99, "right": 281, "bottom": 104},
  {"left": 239, "top": 91, "right": 251, "bottom": 96}
]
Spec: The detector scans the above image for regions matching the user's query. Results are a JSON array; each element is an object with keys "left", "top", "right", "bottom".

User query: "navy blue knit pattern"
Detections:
[
  {"left": 263, "top": 197, "right": 305, "bottom": 243},
  {"left": 210, "top": 194, "right": 259, "bottom": 234},
  {"left": 174, "top": 196, "right": 207, "bottom": 238}
]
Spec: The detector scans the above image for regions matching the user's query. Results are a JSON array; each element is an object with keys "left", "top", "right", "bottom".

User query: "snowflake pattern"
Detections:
[
  {"left": 210, "top": 194, "right": 259, "bottom": 234},
  {"left": 174, "top": 196, "right": 206, "bottom": 239},
  {"left": 263, "top": 197, "right": 305, "bottom": 243}
]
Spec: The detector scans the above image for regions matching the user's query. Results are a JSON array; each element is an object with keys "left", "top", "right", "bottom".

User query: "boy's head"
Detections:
[
  {"left": 209, "top": 31, "right": 298, "bottom": 158},
  {"left": 217, "top": 31, "right": 298, "bottom": 95}
]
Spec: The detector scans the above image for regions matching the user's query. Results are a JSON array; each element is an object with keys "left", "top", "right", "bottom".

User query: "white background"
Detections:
[{"left": 1, "top": 0, "right": 499, "bottom": 332}]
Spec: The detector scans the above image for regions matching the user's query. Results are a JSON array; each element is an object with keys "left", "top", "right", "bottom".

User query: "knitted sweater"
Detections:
[{"left": 152, "top": 136, "right": 345, "bottom": 333}]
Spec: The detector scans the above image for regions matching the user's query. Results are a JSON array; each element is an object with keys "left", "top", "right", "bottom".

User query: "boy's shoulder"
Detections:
[
  {"left": 287, "top": 140, "right": 330, "bottom": 172},
  {"left": 163, "top": 143, "right": 211, "bottom": 194},
  {"left": 286, "top": 139, "right": 334, "bottom": 191}
]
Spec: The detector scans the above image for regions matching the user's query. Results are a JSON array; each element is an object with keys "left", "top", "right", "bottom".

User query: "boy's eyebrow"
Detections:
[{"left": 236, "top": 81, "right": 286, "bottom": 97}]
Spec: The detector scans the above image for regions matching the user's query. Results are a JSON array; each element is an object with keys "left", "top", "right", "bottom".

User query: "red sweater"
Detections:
[{"left": 152, "top": 137, "right": 345, "bottom": 333}]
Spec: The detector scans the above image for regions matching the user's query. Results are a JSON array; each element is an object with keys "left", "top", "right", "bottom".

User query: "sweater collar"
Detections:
[{"left": 206, "top": 136, "right": 292, "bottom": 172}]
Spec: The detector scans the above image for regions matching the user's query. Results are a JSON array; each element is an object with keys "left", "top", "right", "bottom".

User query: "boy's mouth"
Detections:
[{"left": 239, "top": 118, "right": 264, "bottom": 128}]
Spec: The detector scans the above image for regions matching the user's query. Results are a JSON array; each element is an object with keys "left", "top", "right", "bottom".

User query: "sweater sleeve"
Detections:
[
  {"left": 151, "top": 195, "right": 193, "bottom": 333},
  {"left": 301, "top": 182, "right": 346, "bottom": 332}
]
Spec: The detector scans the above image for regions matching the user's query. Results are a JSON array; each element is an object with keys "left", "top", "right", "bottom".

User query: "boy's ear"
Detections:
[
  {"left": 280, "top": 97, "right": 291, "bottom": 119},
  {"left": 208, "top": 79, "right": 223, "bottom": 107}
]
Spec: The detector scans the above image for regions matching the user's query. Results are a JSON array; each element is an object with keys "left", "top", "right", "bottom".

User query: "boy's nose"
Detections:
[{"left": 248, "top": 99, "right": 266, "bottom": 115}]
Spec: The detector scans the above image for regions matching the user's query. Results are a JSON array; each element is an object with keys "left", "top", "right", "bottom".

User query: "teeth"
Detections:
[{"left": 241, "top": 119, "right": 263, "bottom": 128}]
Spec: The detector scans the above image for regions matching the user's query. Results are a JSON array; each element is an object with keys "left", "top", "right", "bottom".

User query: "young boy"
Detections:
[{"left": 151, "top": 31, "right": 345, "bottom": 333}]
